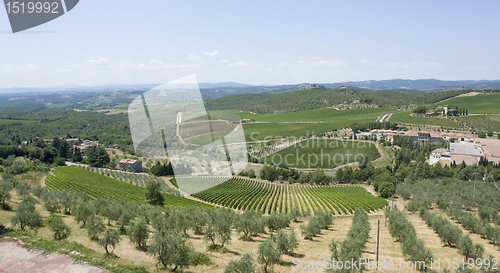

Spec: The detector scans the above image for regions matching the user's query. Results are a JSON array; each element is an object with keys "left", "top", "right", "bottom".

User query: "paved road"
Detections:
[{"left": 0, "top": 238, "right": 104, "bottom": 273}]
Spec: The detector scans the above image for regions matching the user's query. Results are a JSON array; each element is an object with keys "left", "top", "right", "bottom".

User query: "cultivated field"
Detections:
[
  {"left": 428, "top": 93, "right": 500, "bottom": 114},
  {"left": 262, "top": 139, "right": 380, "bottom": 168},
  {"left": 243, "top": 118, "right": 377, "bottom": 141},
  {"left": 458, "top": 115, "right": 500, "bottom": 132},
  {"left": 227, "top": 107, "right": 390, "bottom": 122},
  {"left": 192, "top": 178, "right": 387, "bottom": 215},
  {"left": 45, "top": 166, "right": 212, "bottom": 208},
  {"left": 389, "top": 110, "right": 463, "bottom": 128}
]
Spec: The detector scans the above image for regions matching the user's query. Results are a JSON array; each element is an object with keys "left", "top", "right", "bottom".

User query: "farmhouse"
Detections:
[
  {"left": 73, "top": 144, "right": 89, "bottom": 154},
  {"left": 119, "top": 159, "right": 143, "bottom": 172},
  {"left": 404, "top": 130, "right": 443, "bottom": 143}
]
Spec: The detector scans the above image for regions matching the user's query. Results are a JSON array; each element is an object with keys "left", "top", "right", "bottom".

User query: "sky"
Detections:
[{"left": 1, "top": 0, "right": 500, "bottom": 88}]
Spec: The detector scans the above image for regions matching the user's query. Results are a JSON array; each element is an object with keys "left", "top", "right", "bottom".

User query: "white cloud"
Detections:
[
  {"left": 85, "top": 57, "right": 107, "bottom": 65},
  {"left": 203, "top": 50, "right": 220, "bottom": 56},
  {"left": 360, "top": 60, "right": 375, "bottom": 66},
  {"left": 311, "top": 60, "right": 346, "bottom": 67},
  {"left": 149, "top": 60, "right": 164, "bottom": 65},
  {"left": 382, "top": 61, "right": 442, "bottom": 69},
  {"left": 226, "top": 61, "right": 249, "bottom": 68},
  {"left": 186, "top": 54, "right": 202, "bottom": 60},
  {"left": 220, "top": 59, "right": 229, "bottom": 63}
]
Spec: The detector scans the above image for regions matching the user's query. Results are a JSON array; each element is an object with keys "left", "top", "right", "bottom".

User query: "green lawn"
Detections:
[
  {"left": 389, "top": 110, "right": 463, "bottom": 128},
  {"left": 428, "top": 93, "right": 500, "bottom": 114},
  {"left": 0, "top": 119, "right": 37, "bottom": 125},
  {"left": 224, "top": 107, "right": 390, "bottom": 122},
  {"left": 262, "top": 139, "right": 380, "bottom": 168},
  {"left": 243, "top": 118, "right": 378, "bottom": 141}
]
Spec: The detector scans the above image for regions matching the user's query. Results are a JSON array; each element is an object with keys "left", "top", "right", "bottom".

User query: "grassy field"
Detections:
[
  {"left": 389, "top": 110, "right": 463, "bottom": 128},
  {"left": 0, "top": 118, "right": 37, "bottom": 125},
  {"left": 243, "top": 118, "right": 377, "bottom": 141},
  {"left": 225, "top": 107, "right": 390, "bottom": 122},
  {"left": 262, "top": 139, "right": 380, "bottom": 168},
  {"left": 45, "top": 166, "right": 212, "bottom": 208},
  {"left": 428, "top": 93, "right": 500, "bottom": 114},
  {"left": 458, "top": 115, "right": 500, "bottom": 132},
  {"left": 192, "top": 177, "right": 387, "bottom": 214}
]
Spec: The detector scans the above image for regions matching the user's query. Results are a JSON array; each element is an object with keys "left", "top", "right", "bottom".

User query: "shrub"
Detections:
[{"left": 224, "top": 254, "right": 256, "bottom": 273}]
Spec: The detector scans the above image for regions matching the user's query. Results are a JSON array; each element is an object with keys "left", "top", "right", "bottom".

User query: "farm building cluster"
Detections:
[
  {"left": 359, "top": 129, "right": 500, "bottom": 166},
  {"left": 427, "top": 134, "right": 500, "bottom": 166}
]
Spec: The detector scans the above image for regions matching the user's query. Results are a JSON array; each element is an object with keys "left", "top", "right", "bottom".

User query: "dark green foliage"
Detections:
[
  {"left": 148, "top": 229, "right": 193, "bottom": 271},
  {"left": 47, "top": 214, "right": 71, "bottom": 240},
  {"left": 44, "top": 196, "right": 61, "bottom": 213},
  {"left": 235, "top": 210, "right": 264, "bottom": 239},
  {"left": 85, "top": 215, "right": 106, "bottom": 240},
  {"left": 266, "top": 212, "right": 291, "bottom": 232},
  {"left": 388, "top": 208, "right": 432, "bottom": 271},
  {"left": 127, "top": 217, "right": 149, "bottom": 248},
  {"left": 190, "top": 208, "right": 209, "bottom": 235},
  {"left": 98, "top": 228, "right": 121, "bottom": 254},
  {"left": 412, "top": 106, "right": 428, "bottom": 114},
  {"left": 149, "top": 161, "right": 173, "bottom": 176},
  {"left": 378, "top": 182, "right": 395, "bottom": 198},
  {"left": 224, "top": 254, "right": 256, "bottom": 273},
  {"left": 15, "top": 182, "right": 31, "bottom": 200},
  {"left": 257, "top": 238, "right": 281, "bottom": 273},
  {"left": 86, "top": 145, "right": 110, "bottom": 168},
  {"left": 11, "top": 198, "right": 43, "bottom": 231},
  {"left": 144, "top": 180, "right": 164, "bottom": 207},
  {"left": 204, "top": 209, "right": 234, "bottom": 248},
  {"left": 271, "top": 228, "right": 298, "bottom": 255},
  {"left": 420, "top": 210, "right": 462, "bottom": 247},
  {"left": 459, "top": 235, "right": 484, "bottom": 260},
  {"left": 335, "top": 208, "right": 371, "bottom": 273},
  {"left": 72, "top": 198, "right": 95, "bottom": 227}
]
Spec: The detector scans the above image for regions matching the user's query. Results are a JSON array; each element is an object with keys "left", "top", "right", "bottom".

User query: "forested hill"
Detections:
[{"left": 204, "top": 86, "right": 474, "bottom": 114}]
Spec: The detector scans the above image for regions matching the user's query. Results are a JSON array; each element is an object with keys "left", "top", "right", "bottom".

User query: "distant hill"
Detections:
[
  {"left": 2, "top": 79, "right": 500, "bottom": 98},
  {"left": 204, "top": 86, "right": 473, "bottom": 114}
]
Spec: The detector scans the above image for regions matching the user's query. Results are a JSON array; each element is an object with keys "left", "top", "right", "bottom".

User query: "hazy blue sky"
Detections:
[{"left": 1, "top": 0, "right": 499, "bottom": 88}]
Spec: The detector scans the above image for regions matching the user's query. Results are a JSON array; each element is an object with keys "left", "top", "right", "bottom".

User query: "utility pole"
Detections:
[{"left": 376, "top": 219, "right": 380, "bottom": 267}]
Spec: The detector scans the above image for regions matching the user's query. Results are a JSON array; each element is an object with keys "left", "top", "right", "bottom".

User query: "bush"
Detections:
[{"left": 224, "top": 253, "right": 256, "bottom": 273}]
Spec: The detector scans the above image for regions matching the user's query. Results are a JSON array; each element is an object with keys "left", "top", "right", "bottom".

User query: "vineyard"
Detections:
[
  {"left": 45, "top": 166, "right": 212, "bottom": 208},
  {"left": 81, "top": 165, "right": 177, "bottom": 195},
  {"left": 192, "top": 177, "right": 386, "bottom": 214}
]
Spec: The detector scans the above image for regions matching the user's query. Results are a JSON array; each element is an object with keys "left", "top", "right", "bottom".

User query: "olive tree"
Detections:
[
  {"left": 11, "top": 198, "right": 42, "bottom": 231},
  {"left": 98, "top": 228, "right": 121, "bottom": 254},
  {"left": 258, "top": 238, "right": 281, "bottom": 273},
  {"left": 127, "top": 217, "right": 149, "bottom": 248},
  {"left": 148, "top": 229, "right": 193, "bottom": 271},
  {"left": 47, "top": 215, "right": 71, "bottom": 240}
]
